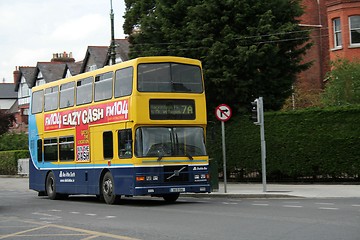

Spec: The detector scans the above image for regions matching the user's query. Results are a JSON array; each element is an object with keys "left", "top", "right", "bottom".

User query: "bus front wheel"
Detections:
[
  {"left": 102, "top": 172, "right": 121, "bottom": 204},
  {"left": 162, "top": 193, "right": 180, "bottom": 202}
]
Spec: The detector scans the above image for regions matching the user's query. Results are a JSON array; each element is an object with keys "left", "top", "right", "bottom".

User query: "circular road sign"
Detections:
[{"left": 215, "top": 104, "right": 232, "bottom": 122}]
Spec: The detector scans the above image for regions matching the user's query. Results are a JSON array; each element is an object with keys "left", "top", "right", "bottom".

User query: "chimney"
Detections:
[
  {"left": 51, "top": 51, "right": 75, "bottom": 63},
  {"left": 13, "top": 66, "right": 20, "bottom": 84}
]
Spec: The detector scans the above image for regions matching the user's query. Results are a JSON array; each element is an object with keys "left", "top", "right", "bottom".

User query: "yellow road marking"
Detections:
[
  {"left": 1, "top": 218, "right": 141, "bottom": 240},
  {"left": 0, "top": 225, "right": 49, "bottom": 239}
]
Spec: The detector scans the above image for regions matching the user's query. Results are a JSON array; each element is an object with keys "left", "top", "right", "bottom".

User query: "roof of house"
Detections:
[
  {"left": 14, "top": 66, "right": 37, "bottom": 91},
  {"left": 0, "top": 83, "right": 17, "bottom": 99},
  {"left": 66, "top": 61, "right": 83, "bottom": 76},
  {"left": 115, "top": 39, "right": 130, "bottom": 61},
  {"left": 36, "top": 62, "right": 67, "bottom": 84},
  {"left": 80, "top": 46, "right": 109, "bottom": 73}
]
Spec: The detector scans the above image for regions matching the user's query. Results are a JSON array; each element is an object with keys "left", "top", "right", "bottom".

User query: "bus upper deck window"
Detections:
[
  {"left": 95, "top": 72, "right": 113, "bottom": 102},
  {"left": 44, "top": 86, "right": 59, "bottom": 112},
  {"left": 60, "top": 82, "right": 75, "bottom": 109},
  {"left": 115, "top": 67, "right": 133, "bottom": 98},
  {"left": 137, "top": 63, "right": 203, "bottom": 93},
  {"left": 76, "top": 77, "right": 93, "bottom": 105},
  {"left": 31, "top": 90, "right": 44, "bottom": 114}
]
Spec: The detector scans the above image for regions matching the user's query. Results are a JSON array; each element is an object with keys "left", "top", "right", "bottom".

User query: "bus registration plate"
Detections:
[{"left": 170, "top": 188, "right": 186, "bottom": 193}]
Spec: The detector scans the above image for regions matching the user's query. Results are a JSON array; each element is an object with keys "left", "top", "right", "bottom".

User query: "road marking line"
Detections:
[
  {"left": 19, "top": 219, "right": 141, "bottom": 240},
  {"left": 70, "top": 212, "right": 80, "bottom": 214},
  {"left": 315, "top": 202, "right": 335, "bottom": 205},
  {"left": 0, "top": 225, "right": 49, "bottom": 239},
  {"left": 222, "top": 202, "right": 238, "bottom": 205},
  {"left": 351, "top": 204, "right": 360, "bottom": 207},
  {"left": 82, "top": 235, "right": 101, "bottom": 240},
  {"left": 252, "top": 204, "right": 269, "bottom": 206},
  {"left": 85, "top": 213, "right": 97, "bottom": 216},
  {"left": 318, "top": 207, "right": 338, "bottom": 210},
  {"left": 283, "top": 205, "right": 303, "bottom": 208}
]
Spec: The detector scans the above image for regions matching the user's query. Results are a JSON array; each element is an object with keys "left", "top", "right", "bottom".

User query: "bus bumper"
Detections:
[{"left": 134, "top": 184, "right": 211, "bottom": 196}]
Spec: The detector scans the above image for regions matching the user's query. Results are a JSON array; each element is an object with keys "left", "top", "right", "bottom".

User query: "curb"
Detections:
[
  {"left": 184, "top": 193, "right": 302, "bottom": 199},
  {"left": 0, "top": 175, "right": 28, "bottom": 178}
]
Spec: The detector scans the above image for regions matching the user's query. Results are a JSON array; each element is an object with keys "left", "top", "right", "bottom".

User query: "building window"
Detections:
[
  {"left": 349, "top": 16, "right": 360, "bottom": 45},
  {"left": 333, "top": 18, "right": 342, "bottom": 48}
]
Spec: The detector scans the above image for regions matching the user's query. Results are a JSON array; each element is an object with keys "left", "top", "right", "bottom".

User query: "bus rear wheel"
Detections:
[
  {"left": 46, "top": 172, "right": 60, "bottom": 200},
  {"left": 102, "top": 172, "right": 121, "bottom": 204}
]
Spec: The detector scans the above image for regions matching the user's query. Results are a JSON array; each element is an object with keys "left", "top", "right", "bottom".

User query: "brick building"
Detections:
[
  {"left": 326, "top": 0, "right": 360, "bottom": 61},
  {"left": 293, "top": 0, "right": 360, "bottom": 108}
]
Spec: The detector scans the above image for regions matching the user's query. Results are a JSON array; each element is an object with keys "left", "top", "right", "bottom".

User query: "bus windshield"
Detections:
[
  {"left": 137, "top": 63, "right": 203, "bottom": 93},
  {"left": 135, "top": 127, "right": 206, "bottom": 158}
]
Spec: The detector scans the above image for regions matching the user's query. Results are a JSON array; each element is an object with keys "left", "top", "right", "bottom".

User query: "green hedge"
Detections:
[
  {"left": 207, "top": 106, "right": 360, "bottom": 181},
  {"left": 0, "top": 150, "right": 30, "bottom": 175}
]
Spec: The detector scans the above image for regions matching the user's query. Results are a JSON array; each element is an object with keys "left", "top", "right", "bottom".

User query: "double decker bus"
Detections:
[{"left": 29, "top": 56, "right": 210, "bottom": 204}]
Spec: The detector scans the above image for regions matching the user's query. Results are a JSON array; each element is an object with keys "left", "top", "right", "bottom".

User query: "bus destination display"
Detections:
[{"left": 149, "top": 99, "right": 195, "bottom": 120}]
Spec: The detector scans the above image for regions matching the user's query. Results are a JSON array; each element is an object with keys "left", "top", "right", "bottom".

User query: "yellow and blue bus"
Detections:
[{"left": 29, "top": 56, "right": 210, "bottom": 204}]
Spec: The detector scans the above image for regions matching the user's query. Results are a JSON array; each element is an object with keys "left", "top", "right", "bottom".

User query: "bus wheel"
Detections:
[
  {"left": 102, "top": 172, "right": 121, "bottom": 204},
  {"left": 46, "top": 172, "right": 59, "bottom": 200},
  {"left": 162, "top": 193, "right": 180, "bottom": 203}
]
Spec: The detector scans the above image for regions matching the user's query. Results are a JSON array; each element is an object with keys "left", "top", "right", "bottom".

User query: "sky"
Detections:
[{"left": 0, "top": 0, "right": 126, "bottom": 83}]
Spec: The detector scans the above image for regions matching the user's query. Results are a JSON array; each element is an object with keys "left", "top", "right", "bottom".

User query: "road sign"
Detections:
[
  {"left": 215, "top": 104, "right": 232, "bottom": 122},
  {"left": 215, "top": 104, "right": 232, "bottom": 193}
]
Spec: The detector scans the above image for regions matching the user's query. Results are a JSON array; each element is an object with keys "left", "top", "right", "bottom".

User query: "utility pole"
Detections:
[{"left": 110, "top": 0, "right": 116, "bottom": 65}]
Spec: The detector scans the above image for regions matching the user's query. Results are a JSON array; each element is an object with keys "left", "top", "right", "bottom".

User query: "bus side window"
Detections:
[
  {"left": 103, "top": 131, "right": 113, "bottom": 159},
  {"left": 115, "top": 67, "right": 133, "bottom": 98},
  {"left": 118, "top": 129, "right": 132, "bottom": 158},
  {"left": 31, "top": 90, "right": 44, "bottom": 114},
  {"left": 95, "top": 72, "right": 113, "bottom": 102},
  {"left": 76, "top": 77, "right": 93, "bottom": 105},
  {"left": 44, "top": 138, "right": 58, "bottom": 162},
  {"left": 59, "top": 136, "right": 74, "bottom": 161},
  {"left": 37, "top": 139, "right": 42, "bottom": 162},
  {"left": 60, "top": 82, "right": 75, "bottom": 109},
  {"left": 44, "top": 86, "right": 59, "bottom": 112}
]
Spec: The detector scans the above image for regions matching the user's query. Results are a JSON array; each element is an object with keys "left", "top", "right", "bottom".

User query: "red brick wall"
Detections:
[{"left": 297, "top": 0, "right": 330, "bottom": 93}]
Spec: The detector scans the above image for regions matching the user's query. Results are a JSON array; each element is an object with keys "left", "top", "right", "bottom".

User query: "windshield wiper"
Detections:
[
  {"left": 157, "top": 154, "right": 163, "bottom": 161},
  {"left": 185, "top": 152, "right": 193, "bottom": 160}
]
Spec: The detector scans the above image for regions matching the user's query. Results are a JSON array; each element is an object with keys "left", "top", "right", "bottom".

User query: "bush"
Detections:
[
  {"left": 0, "top": 132, "right": 28, "bottom": 151},
  {"left": 207, "top": 106, "right": 360, "bottom": 181},
  {"left": 0, "top": 150, "right": 29, "bottom": 175}
]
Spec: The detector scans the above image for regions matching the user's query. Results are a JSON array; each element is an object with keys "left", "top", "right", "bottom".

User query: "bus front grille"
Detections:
[{"left": 164, "top": 165, "right": 189, "bottom": 183}]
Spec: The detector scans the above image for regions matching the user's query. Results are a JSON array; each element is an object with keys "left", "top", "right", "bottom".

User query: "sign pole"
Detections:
[
  {"left": 221, "top": 121, "right": 227, "bottom": 193},
  {"left": 215, "top": 104, "right": 232, "bottom": 194}
]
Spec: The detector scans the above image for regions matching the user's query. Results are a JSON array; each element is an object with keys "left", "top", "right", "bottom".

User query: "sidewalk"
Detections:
[
  {"left": 1, "top": 176, "right": 360, "bottom": 198},
  {"left": 204, "top": 183, "right": 360, "bottom": 198}
]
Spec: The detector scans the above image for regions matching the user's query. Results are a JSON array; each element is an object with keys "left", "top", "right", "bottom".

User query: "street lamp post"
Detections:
[{"left": 110, "top": 0, "right": 116, "bottom": 65}]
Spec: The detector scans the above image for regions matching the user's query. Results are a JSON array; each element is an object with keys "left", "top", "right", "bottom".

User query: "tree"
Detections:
[
  {"left": 0, "top": 111, "right": 15, "bottom": 135},
  {"left": 322, "top": 58, "right": 360, "bottom": 106},
  {"left": 124, "top": 0, "right": 312, "bottom": 112}
]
